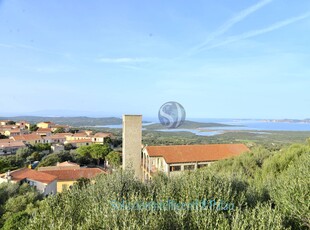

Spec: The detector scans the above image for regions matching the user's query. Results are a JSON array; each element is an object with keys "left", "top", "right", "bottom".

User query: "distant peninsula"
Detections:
[{"left": 260, "top": 119, "right": 310, "bottom": 124}]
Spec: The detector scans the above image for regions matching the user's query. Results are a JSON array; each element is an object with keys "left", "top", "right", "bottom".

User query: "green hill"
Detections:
[{"left": 14, "top": 143, "right": 310, "bottom": 230}]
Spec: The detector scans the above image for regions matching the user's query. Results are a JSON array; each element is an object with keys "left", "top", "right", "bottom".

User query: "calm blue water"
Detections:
[
  {"left": 89, "top": 119, "right": 310, "bottom": 136},
  {"left": 200, "top": 120, "right": 310, "bottom": 131},
  {"left": 157, "top": 129, "right": 224, "bottom": 136}
]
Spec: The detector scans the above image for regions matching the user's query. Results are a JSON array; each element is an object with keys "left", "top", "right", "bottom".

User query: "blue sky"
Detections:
[{"left": 0, "top": 0, "right": 310, "bottom": 119}]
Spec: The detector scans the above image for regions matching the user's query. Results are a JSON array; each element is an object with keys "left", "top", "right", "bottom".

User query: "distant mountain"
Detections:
[{"left": 0, "top": 116, "right": 122, "bottom": 127}]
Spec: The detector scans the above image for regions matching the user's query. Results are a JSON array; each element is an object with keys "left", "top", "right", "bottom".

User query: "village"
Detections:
[
  {"left": 0, "top": 116, "right": 249, "bottom": 196},
  {"left": 0, "top": 119, "right": 117, "bottom": 195},
  {"left": 0, "top": 120, "right": 113, "bottom": 153}
]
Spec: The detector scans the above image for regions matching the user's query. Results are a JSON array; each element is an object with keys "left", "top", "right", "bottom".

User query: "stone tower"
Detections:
[{"left": 122, "top": 115, "right": 142, "bottom": 179}]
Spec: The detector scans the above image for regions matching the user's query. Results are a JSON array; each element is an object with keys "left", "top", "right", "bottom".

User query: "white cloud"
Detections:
[
  {"left": 189, "top": 0, "right": 273, "bottom": 54},
  {"left": 205, "top": 11, "right": 310, "bottom": 50}
]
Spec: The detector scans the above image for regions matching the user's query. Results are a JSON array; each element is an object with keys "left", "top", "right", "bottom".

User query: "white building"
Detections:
[
  {"left": 0, "top": 168, "right": 57, "bottom": 196},
  {"left": 142, "top": 144, "right": 250, "bottom": 181}
]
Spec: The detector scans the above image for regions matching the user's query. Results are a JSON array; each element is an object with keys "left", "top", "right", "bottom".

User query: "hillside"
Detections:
[{"left": 8, "top": 143, "right": 308, "bottom": 230}]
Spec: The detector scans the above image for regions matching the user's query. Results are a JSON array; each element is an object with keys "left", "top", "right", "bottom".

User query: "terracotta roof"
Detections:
[
  {"left": 1, "top": 125, "right": 18, "bottom": 129},
  {"left": 5, "top": 168, "right": 57, "bottom": 184},
  {"left": 0, "top": 139, "right": 10, "bottom": 143},
  {"left": 50, "top": 134, "right": 67, "bottom": 139},
  {"left": 73, "top": 133, "right": 89, "bottom": 137},
  {"left": 146, "top": 144, "right": 250, "bottom": 164},
  {"left": 42, "top": 168, "right": 106, "bottom": 180},
  {"left": 93, "top": 132, "right": 112, "bottom": 138},
  {"left": 38, "top": 161, "right": 80, "bottom": 171},
  {"left": 51, "top": 133, "right": 72, "bottom": 138},
  {"left": 57, "top": 161, "right": 79, "bottom": 167},
  {"left": 37, "top": 128, "right": 52, "bottom": 132},
  {"left": 0, "top": 140, "right": 25, "bottom": 148},
  {"left": 67, "top": 138, "right": 92, "bottom": 143},
  {"left": 8, "top": 129, "right": 21, "bottom": 133},
  {"left": 13, "top": 134, "right": 43, "bottom": 141}
]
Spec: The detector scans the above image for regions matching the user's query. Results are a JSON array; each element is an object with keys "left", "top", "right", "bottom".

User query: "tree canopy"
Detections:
[
  {"left": 105, "top": 151, "right": 121, "bottom": 168},
  {"left": 76, "top": 144, "right": 112, "bottom": 165}
]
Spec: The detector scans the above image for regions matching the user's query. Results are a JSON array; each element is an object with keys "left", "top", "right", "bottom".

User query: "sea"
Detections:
[{"left": 93, "top": 118, "right": 310, "bottom": 137}]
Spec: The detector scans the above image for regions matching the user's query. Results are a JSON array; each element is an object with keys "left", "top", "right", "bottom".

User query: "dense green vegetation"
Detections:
[
  {"left": 105, "top": 151, "right": 122, "bottom": 168},
  {"left": 0, "top": 144, "right": 52, "bottom": 173},
  {"left": 5, "top": 142, "right": 306, "bottom": 230},
  {"left": 0, "top": 142, "right": 121, "bottom": 174},
  {"left": 141, "top": 130, "right": 310, "bottom": 148},
  {"left": 0, "top": 183, "right": 42, "bottom": 230},
  {"left": 76, "top": 144, "right": 112, "bottom": 165}
]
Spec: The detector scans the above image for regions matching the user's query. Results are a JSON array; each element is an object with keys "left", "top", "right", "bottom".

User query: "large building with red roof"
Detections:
[
  {"left": 0, "top": 168, "right": 57, "bottom": 196},
  {"left": 142, "top": 144, "right": 249, "bottom": 181},
  {"left": 38, "top": 162, "right": 106, "bottom": 192}
]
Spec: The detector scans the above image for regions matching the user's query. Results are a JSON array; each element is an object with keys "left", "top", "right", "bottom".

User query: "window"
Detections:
[
  {"left": 184, "top": 165, "right": 195, "bottom": 170},
  {"left": 198, "top": 164, "right": 208, "bottom": 169},
  {"left": 170, "top": 165, "right": 181, "bottom": 172},
  {"left": 62, "top": 184, "right": 68, "bottom": 191}
]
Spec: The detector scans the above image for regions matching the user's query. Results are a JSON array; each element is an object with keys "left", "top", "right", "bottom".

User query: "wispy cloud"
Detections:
[
  {"left": 205, "top": 11, "right": 310, "bottom": 50},
  {"left": 97, "top": 57, "right": 149, "bottom": 64},
  {"left": 189, "top": 0, "right": 273, "bottom": 54}
]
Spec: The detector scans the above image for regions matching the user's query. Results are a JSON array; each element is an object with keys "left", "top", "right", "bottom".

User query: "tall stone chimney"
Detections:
[{"left": 122, "top": 115, "right": 142, "bottom": 179}]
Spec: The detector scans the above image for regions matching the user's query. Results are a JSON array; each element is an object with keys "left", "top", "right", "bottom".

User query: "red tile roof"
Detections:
[
  {"left": 93, "top": 132, "right": 112, "bottom": 138},
  {"left": 73, "top": 133, "right": 89, "bottom": 137},
  {"left": 7, "top": 168, "right": 57, "bottom": 184},
  {"left": 42, "top": 168, "right": 106, "bottom": 181},
  {"left": 57, "top": 161, "right": 79, "bottom": 167},
  {"left": 13, "top": 134, "right": 43, "bottom": 141},
  {"left": 0, "top": 139, "right": 10, "bottom": 143},
  {"left": 9, "top": 129, "right": 21, "bottom": 133},
  {"left": 51, "top": 133, "right": 72, "bottom": 138},
  {"left": 1, "top": 125, "right": 18, "bottom": 129},
  {"left": 67, "top": 138, "right": 92, "bottom": 143},
  {"left": 0, "top": 140, "right": 25, "bottom": 148},
  {"left": 146, "top": 144, "right": 250, "bottom": 164},
  {"left": 37, "top": 128, "right": 52, "bottom": 132}
]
